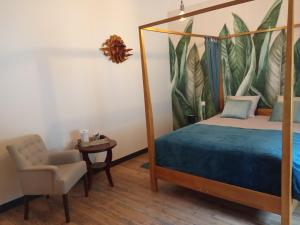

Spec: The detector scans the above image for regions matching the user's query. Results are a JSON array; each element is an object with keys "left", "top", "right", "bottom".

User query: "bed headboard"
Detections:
[
  {"left": 219, "top": 99, "right": 272, "bottom": 116},
  {"left": 256, "top": 108, "right": 272, "bottom": 116},
  {"left": 219, "top": 90, "right": 272, "bottom": 117},
  {"left": 219, "top": 75, "right": 273, "bottom": 117}
]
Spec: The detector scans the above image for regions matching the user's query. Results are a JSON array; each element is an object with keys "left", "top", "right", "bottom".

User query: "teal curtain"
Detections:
[{"left": 205, "top": 38, "right": 221, "bottom": 112}]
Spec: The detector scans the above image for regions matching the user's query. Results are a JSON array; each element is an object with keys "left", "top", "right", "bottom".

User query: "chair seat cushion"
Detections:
[{"left": 55, "top": 161, "right": 87, "bottom": 194}]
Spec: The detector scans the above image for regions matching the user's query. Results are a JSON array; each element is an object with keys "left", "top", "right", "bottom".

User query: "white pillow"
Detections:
[
  {"left": 227, "top": 96, "right": 260, "bottom": 117},
  {"left": 277, "top": 96, "right": 300, "bottom": 102}
]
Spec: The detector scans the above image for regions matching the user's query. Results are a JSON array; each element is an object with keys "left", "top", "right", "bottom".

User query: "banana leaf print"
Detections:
[
  {"left": 253, "top": 0, "right": 282, "bottom": 72},
  {"left": 201, "top": 50, "right": 216, "bottom": 119},
  {"left": 177, "top": 20, "right": 193, "bottom": 94},
  {"left": 220, "top": 0, "right": 290, "bottom": 109},
  {"left": 252, "top": 31, "right": 272, "bottom": 108},
  {"left": 186, "top": 44, "right": 205, "bottom": 120},
  {"left": 169, "top": 38, "right": 176, "bottom": 82},
  {"left": 233, "top": 14, "right": 252, "bottom": 86},
  {"left": 235, "top": 40, "right": 256, "bottom": 96},
  {"left": 176, "top": 19, "right": 193, "bottom": 71},
  {"left": 169, "top": 19, "right": 218, "bottom": 129},
  {"left": 170, "top": 42, "right": 191, "bottom": 129},
  {"left": 169, "top": 20, "right": 194, "bottom": 129},
  {"left": 295, "top": 39, "right": 300, "bottom": 97},
  {"left": 219, "top": 25, "right": 236, "bottom": 96},
  {"left": 265, "top": 31, "right": 286, "bottom": 106}
]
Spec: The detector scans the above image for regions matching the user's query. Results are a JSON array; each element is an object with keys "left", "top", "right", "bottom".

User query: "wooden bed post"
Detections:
[
  {"left": 138, "top": 28, "right": 158, "bottom": 191},
  {"left": 281, "top": 0, "right": 294, "bottom": 224},
  {"left": 219, "top": 53, "right": 224, "bottom": 111}
]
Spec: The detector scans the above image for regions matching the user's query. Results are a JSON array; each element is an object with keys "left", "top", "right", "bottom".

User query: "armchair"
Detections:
[{"left": 7, "top": 134, "right": 88, "bottom": 223}]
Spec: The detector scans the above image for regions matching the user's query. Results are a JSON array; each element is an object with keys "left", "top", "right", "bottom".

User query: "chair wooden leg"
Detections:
[
  {"left": 62, "top": 194, "right": 70, "bottom": 223},
  {"left": 83, "top": 173, "right": 89, "bottom": 197},
  {"left": 24, "top": 195, "right": 29, "bottom": 220}
]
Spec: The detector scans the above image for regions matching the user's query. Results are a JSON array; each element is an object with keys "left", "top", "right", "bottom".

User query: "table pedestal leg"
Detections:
[
  {"left": 105, "top": 149, "right": 114, "bottom": 187},
  {"left": 82, "top": 153, "right": 93, "bottom": 190}
]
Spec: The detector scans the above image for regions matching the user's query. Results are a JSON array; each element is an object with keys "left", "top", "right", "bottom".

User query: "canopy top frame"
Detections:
[
  {"left": 139, "top": 0, "right": 254, "bottom": 30},
  {"left": 139, "top": 0, "right": 254, "bottom": 40},
  {"left": 139, "top": 0, "right": 300, "bottom": 40}
]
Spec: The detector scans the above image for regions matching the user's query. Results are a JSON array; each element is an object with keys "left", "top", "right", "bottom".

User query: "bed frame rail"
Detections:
[{"left": 155, "top": 166, "right": 282, "bottom": 214}]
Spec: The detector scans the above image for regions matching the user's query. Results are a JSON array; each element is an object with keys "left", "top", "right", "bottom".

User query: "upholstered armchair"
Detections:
[{"left": 7, "top": 134, "right": 88, "bottom": 223}]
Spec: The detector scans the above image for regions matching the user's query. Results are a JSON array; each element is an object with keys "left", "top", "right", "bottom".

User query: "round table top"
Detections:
[{"left": 78, "top": 138, "right": 117, "bottom": 154}]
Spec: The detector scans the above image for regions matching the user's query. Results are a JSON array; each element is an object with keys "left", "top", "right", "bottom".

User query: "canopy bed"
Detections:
[{"left": 138, "top": 0, "right": 299, "bottom": 224}]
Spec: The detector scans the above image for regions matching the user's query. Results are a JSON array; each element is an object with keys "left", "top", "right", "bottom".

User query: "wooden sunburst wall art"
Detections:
[{"left": 100, "top": 35, "right": 133, "bottom": 64}]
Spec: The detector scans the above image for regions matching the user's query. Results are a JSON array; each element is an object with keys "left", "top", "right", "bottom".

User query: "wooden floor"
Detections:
[{"left": 1, "top": 154, "right": 300, "bottom": 225}]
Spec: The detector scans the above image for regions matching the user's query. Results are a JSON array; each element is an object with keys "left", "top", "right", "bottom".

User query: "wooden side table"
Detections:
[{"left": 77, "top": 136, "right": 117, "bottom": 190}]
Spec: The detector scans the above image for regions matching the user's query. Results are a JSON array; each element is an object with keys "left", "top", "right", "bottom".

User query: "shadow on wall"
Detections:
[
  {"left": 1, "top": 46, "right": 171, "bottom": 146},
  {"left": 0, "top": 47, "right": 101, "bottom": 149},
  {"left": 35, "top": 53, "right": 64, "bottom": 150}
]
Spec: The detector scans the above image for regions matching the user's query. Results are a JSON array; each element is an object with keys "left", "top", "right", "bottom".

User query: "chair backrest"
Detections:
[{"left": 7, "top": 135, "right": 48, "bottom": 170}]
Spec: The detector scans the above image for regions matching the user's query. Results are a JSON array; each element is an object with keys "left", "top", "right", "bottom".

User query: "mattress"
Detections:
[
  {"left": 155, "top": 115, "right": 300, "bottom": 200},
  {"left": 200, "top": 114, "right": 300, "bottom": 132}
]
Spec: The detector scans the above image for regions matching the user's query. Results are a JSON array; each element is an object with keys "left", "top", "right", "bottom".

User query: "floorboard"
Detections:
[{"left": 1, "top": 154, "right": 299, "bottom": 225}]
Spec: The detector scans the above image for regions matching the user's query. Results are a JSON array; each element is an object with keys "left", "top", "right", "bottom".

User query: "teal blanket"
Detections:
[{"left": 155, "top": 124, "right": 300, "bottom": 200}]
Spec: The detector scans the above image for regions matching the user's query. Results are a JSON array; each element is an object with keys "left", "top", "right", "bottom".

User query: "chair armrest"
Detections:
[
  {"left": 22, "top": 165, "right": 58, "bottom": 171},
  {"left": 48, "top": 150, "right": 81, "bottom": 165},
  {"left": 21, "top": 165, "right": 58, "bottom": 179},
  {"left": 18, "top": 165, "right": 59, "bottom": 194}
]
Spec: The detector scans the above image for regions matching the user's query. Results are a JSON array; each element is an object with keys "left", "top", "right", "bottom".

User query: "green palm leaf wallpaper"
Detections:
[
  {"left": 169, "top": 22, "right": 216, "bottom": 129},
  {"left": 168, "top": 0, "right": 300, "bottom": 129}
]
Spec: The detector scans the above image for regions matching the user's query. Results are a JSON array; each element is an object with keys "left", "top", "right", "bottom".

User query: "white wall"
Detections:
[
  {"left": 0, "top": 0, "right": 173, "bottom": 205},
  {"left": 168, "top": 0, "right": 221, "bottom": 11}
]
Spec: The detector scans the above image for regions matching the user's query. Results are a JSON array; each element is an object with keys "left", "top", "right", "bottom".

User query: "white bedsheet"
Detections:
[{"left": 199, "top": 114, "right": 300, "bottom": 133}]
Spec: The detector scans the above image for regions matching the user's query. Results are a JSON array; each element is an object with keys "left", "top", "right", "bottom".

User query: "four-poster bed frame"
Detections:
[{"left": 138, "top": 0, "right": 298, "bottom": 224}]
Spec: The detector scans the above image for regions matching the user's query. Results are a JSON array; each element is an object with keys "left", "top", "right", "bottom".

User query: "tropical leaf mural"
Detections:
[
  {"left": 235, "top": 39, "right": 256, "bottom": 96},
  {"left": 220, "top": 0, "right": 300, "bottom": 108},
  {"left": 233, "top": 13, "right": 252, "bottom": 87},
  {"left": 185, "top": 44, "right": 205, "bottom": 120},
  {"left": 169, "top": 19, "right": 216, "bottom": 129},
  {"left": 219, "top": 25, "right": 236, "bottom": 96},
  {"left": 169, "top": 0, "right": 300, "bottom": 129},
  {"left": 265, "top": 30, "right": 286, "bottom": 105},
  {"left": 295, "top": 39, "right": 300, "bottom": 96},
  {"left": 253, "top": 0, "right": 282, "bottom": 71}
]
